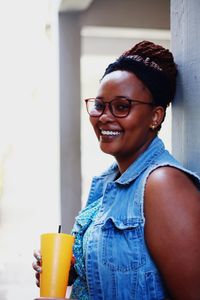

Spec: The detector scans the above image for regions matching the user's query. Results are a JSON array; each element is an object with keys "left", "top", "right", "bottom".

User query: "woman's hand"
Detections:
[
  {"left": 32, "top": 250, "right": 42, "bottom": 287},
  {"left": 68, "top": 255, "right": 78, "bottom": 286},
  {"left": 32, "top": 250, "right": 77, "bottom": 287}
]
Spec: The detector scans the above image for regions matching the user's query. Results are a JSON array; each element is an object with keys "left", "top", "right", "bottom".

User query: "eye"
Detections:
[
  {"left": 94, "top": 100, "right": 104, "bottom": 111},
  {"left": 113, "top": 101, "right": 130, "bottom": 112}
]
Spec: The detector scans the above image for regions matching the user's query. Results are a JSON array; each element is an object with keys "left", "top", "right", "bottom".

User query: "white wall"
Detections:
[{"left": 0, "top": 1, "right": 60, "bottom": 299}]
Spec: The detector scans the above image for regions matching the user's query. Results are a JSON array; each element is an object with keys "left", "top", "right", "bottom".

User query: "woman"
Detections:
[{"left": 33, "top": 41, "right": 200, "bottom": 299}]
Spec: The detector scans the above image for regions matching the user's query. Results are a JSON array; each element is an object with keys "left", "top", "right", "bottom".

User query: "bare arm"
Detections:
[{"left": 144, "top": 167, "right": 200, "bottom": 300}]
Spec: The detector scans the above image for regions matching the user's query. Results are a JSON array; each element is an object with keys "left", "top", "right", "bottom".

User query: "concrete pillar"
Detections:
[
  {"left": 59, "top": 13, "right": 81, "bottom": 233},
  {"left": 171, "top": 0, "right": 200, "bottom": 175}
]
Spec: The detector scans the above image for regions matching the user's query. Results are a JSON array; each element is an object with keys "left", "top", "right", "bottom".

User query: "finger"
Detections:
[
  {"left": 33, "top": 250, "right": 41, "bottom": 263},
  {"left": 32, "top": 261, "right": 42, "bottom": 273},
  {"left": 71, "top": 255, "right": 76, "bottom": 266},
  {"left": 36, "top": 279, "right": 40, "bottom": 288},
  {"left": 35, "top": 271, "right": 40, "bottom": 281}
]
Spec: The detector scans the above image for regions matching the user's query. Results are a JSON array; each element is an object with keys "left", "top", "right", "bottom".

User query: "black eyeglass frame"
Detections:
[{"left": 85, "top": 97, "right": 154, "bottom": 118}]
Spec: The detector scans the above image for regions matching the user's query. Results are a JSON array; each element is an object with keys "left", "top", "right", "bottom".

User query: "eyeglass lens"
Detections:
[{"left": 86, "top": 98, "right": 131, "bottom": 117}]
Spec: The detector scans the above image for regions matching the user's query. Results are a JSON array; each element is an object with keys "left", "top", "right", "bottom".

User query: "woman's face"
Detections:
[{"left": 89, "top": 70, "right": 160, "bottom": 170}]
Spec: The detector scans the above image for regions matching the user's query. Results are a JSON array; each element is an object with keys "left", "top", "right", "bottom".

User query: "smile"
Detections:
[{"left": 101, "top": 130, "right": 122, "bottom": 136}]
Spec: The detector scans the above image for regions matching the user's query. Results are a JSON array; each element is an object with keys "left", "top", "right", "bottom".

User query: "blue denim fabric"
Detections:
[{"left": 72, "top": 137, "right": 200, "bottom": 300}]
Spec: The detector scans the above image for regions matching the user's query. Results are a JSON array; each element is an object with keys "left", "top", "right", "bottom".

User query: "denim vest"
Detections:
[{"left": 72, "top": 137, "right": 200, "bottom": 300}]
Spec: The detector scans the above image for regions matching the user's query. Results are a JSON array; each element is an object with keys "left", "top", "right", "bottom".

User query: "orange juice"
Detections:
[{"left": 40, "top": 233, "right": 74, "bottom": 298}]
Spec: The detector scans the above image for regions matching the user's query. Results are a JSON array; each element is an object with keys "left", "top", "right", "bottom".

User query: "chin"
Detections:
[{"left": 99, "top": 144, "right": 118, "bottom": 156}]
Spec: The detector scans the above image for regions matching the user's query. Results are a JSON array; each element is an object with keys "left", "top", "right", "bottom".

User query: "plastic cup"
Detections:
[{"left": 40, "top": 233, "right": 74, "bottom": 298}]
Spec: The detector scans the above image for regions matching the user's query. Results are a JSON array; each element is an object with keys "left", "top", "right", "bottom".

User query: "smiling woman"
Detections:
[
  {"left": 33, "top": 40, "right": 200, "bottom": 300},
  {"left": 66, "top": 41, "right": 200, "bottom": 299}
]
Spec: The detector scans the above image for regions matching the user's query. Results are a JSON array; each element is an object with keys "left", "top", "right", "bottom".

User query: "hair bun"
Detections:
[{"left": 122, "top": 40, "right": 177, "bottom": 100}]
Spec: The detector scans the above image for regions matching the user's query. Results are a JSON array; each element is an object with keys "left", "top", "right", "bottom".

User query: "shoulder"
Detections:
[
  {"left": 146, "top": 165, "right": 199, "bottom": 195},
  {"left": 144, "top": 166, "right": 200, "bottom": 226}
]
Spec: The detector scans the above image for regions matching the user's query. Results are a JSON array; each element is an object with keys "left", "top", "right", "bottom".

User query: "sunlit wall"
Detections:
[{"left": 0, "top": 1, "right": 60, "bottom": 298}]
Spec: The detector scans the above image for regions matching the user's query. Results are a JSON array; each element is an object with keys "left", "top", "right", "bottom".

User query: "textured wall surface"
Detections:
[
  {"left": 171, "top": 0, "right": 200, "bottom": 175},
  {"left": 59, "top": 13, "right": 82, "bottom": 233}
]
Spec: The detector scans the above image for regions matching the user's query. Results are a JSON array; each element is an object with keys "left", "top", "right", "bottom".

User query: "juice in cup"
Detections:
[{"left": 40, "top": 232, "right": 74, "bottom": 298}]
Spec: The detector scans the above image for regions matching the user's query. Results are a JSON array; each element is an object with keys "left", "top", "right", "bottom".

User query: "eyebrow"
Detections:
[{"left": 95, "top": 95, "right": 129, "bottom": 100}]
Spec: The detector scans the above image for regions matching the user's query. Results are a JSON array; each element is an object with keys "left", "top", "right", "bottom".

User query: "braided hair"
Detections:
[{"left": 102, "top": 40, "right": 177, "bottom": 109}]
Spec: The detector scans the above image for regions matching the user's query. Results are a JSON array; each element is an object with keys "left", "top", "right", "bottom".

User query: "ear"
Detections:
[{"left": 150, "top": 106, "right": 165, "bottom": 130}]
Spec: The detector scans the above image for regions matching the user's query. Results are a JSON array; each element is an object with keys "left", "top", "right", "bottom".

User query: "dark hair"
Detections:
[{"left": 102, "top": 40, "right": 177, "bottom": 109}]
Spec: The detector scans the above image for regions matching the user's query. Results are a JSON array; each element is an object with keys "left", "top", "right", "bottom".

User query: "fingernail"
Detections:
[
  {"left": 36, "top": 266, "right": 42, "bottom": 273},
  {"left": 36, "top": 254, "right": 41, "bottom": 262}
]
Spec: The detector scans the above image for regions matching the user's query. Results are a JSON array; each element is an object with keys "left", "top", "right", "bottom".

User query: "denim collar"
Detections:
[{"left": 100, "top": 136, "right": 165, "bottom": 185}]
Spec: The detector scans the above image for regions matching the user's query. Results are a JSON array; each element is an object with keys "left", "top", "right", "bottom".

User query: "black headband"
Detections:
[{"left": 102, "top": 55, "right": 172, "bottom": 108}]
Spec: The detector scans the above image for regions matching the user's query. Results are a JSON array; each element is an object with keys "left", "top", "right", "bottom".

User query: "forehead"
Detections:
[{"left": 99, "top": 70, "right": 152, "bottom": 99}]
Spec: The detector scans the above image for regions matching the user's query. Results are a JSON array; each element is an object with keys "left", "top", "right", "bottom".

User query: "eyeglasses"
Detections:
[{"left": 85, "top": 97, "right": 154, "bottom": 118}]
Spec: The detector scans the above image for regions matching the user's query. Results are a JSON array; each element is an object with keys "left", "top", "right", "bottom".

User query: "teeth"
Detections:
[{"left": 101, "top": 130, "right": 121, "bottom": 136}]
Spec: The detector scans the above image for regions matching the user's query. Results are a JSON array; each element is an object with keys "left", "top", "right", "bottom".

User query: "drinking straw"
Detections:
[{"left": 58, "top": 225, "right": 62, "bottom": 233}]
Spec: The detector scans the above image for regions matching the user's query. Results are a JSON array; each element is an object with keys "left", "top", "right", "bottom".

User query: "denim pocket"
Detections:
[{"left": 101, "top": 217, "right": 145, "bottom": 272}]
